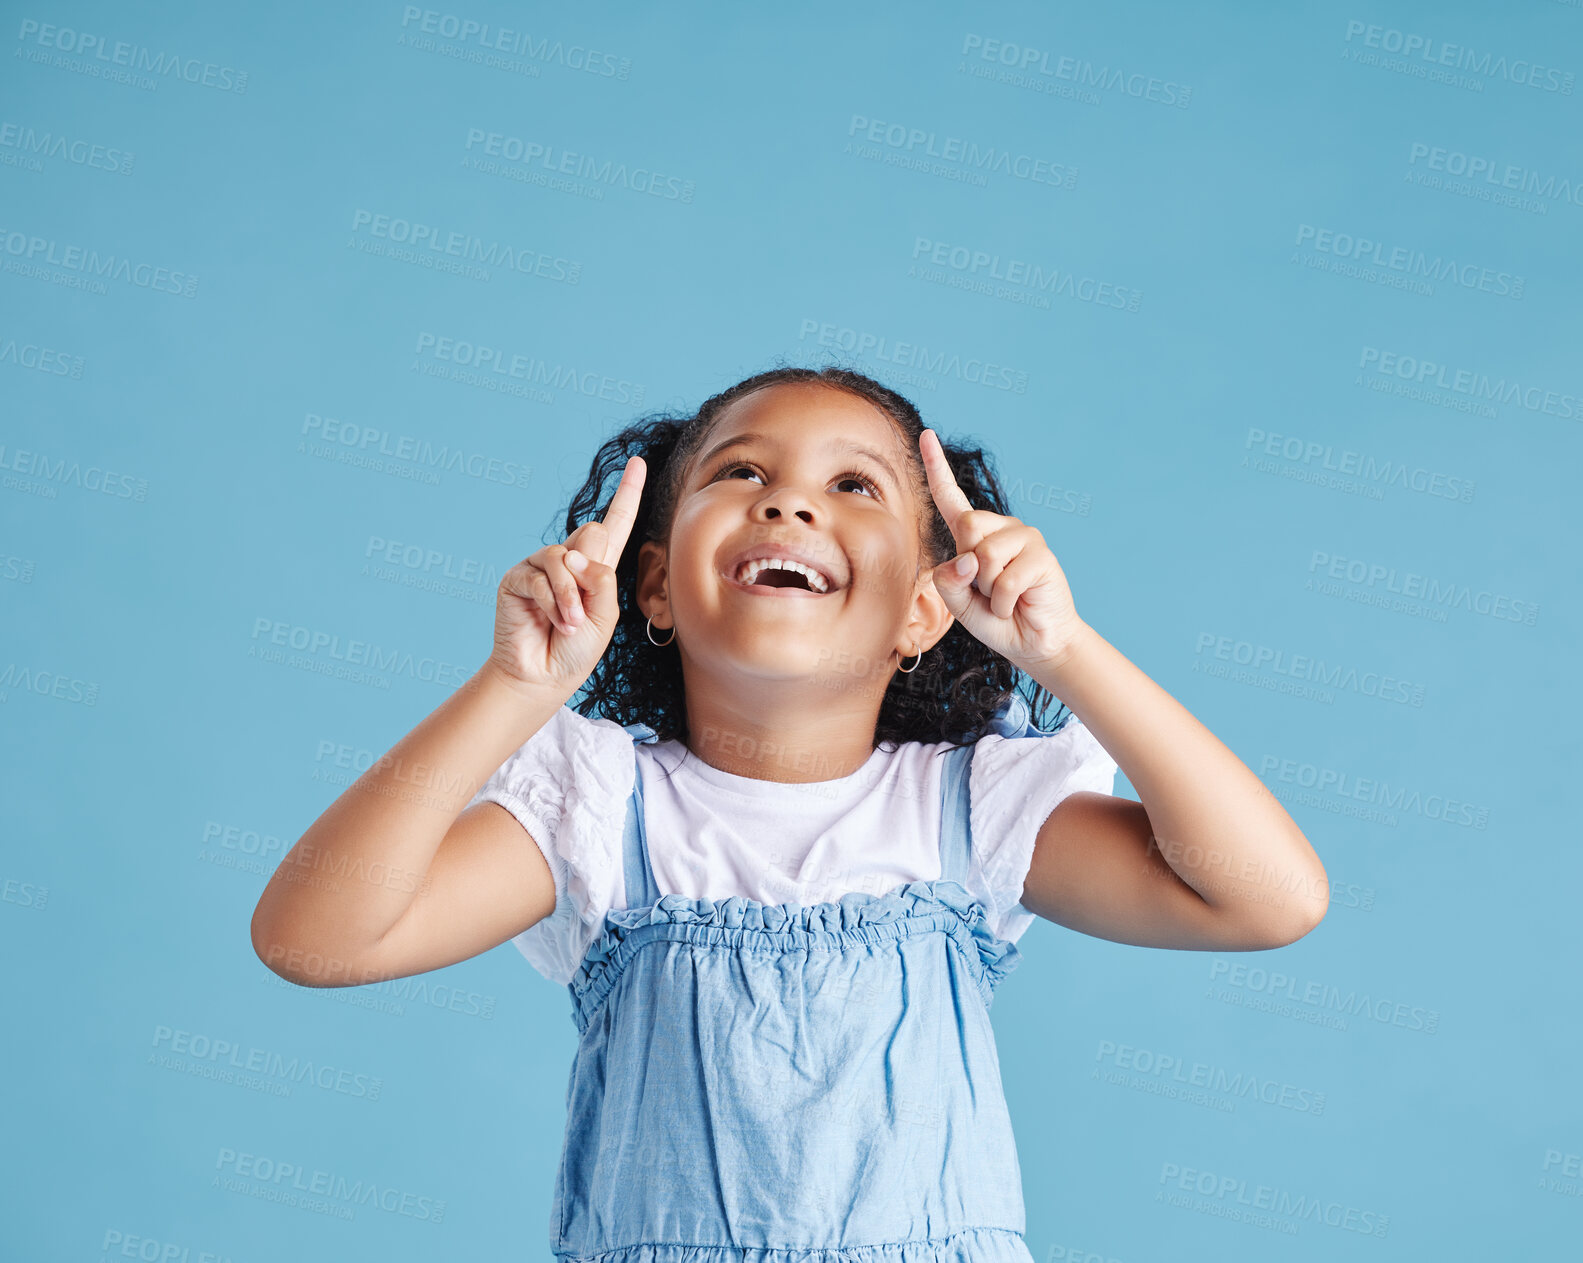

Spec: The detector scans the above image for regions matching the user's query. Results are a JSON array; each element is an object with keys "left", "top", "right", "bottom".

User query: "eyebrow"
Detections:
[{"left": 696, "top": 431, "right": 905, "bottom": 493}]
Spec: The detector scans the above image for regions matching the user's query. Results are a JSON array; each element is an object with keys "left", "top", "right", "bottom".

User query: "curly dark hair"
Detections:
[{"left": 549, "top": 361, "right": 1070, "bottom": 750}]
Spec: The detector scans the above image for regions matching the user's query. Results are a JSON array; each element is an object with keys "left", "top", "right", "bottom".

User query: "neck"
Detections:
[{"left": 680, "top": 676, "right": 887, "bottom": 784}]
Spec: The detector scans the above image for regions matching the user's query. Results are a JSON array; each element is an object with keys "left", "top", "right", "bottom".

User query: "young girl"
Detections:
[{"left": 252, "top": 366, "right": 1328, "bottom": 1263}]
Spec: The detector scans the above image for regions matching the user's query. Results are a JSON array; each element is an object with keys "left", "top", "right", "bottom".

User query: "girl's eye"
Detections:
[
  {"left": 710, "top": 461, "right": 881, "bottom": 498},
  {"left": 834, "top": 471, "right": 882, "bottom": 498}
]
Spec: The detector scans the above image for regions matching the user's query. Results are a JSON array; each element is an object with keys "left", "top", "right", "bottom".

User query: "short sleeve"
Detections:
[
  {"left": 966, "top": 716, "right": 1120, "bottom": 944},
  {"left": 466, "top": 704, "right": 637, "bottom": 985}
]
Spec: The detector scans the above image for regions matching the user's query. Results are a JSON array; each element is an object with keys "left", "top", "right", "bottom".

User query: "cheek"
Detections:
[
  {"left": 852, "top": 525, "right": 919, "bottom": 600},
  {"left": 667, "top": 506, "right": 729, "bottom": 589}
]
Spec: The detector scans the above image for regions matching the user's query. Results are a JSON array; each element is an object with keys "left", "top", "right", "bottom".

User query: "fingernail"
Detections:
[
  {"left": 566, "top": 551, "right": 588, "bottom": 570},
  {"left": 954, "top": 554, "right": 973, "bottom": 575}
]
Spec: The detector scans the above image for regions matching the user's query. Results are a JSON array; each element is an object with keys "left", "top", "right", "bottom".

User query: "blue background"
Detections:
[{"left": 4, "top": 1, "right": 1580, "bottom": 1259}]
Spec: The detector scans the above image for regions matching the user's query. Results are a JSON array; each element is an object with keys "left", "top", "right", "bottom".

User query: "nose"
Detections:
[{"left": 751, "top": 485, "right": 816, "bottom": 524}]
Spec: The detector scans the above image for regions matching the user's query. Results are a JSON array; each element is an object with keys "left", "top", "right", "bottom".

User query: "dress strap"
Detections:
[
  {"left": 937, "top": 741, "right": 976, "bottom": 886},
  {"left": 619, "top": 723, "right": 661, "bottom": 909}
]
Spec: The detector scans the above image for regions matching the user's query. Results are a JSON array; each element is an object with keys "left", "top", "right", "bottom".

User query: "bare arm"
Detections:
[
  {"left": 1019, "top": 623, "right": 1329, "bottom": 950},
  {"left": 912, "top": 431, "right": 1327, "bottom": 952},
  {"left": 249, "top": 662, "right": 566, "bottom": 986},
  {"left": 249, "top": 454, "right": 645, "bottom": 987}
]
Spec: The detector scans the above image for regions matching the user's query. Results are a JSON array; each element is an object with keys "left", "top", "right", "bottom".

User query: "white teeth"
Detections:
[{"left": 736, "top": 557, "right": 830, "bottom": 592}]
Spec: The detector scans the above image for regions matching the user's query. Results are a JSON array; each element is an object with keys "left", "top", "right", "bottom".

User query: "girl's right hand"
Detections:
[{"left": 488, "top": 455, "right": 647, "bottom": 697}]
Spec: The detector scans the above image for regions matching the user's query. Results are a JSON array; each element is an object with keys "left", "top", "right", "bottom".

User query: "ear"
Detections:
[
  {"left": 636, "top": 539, "right": 671, "bottom": 628},
  {"left": 899, "top": 567, "right": 956, "bottom": 659}
]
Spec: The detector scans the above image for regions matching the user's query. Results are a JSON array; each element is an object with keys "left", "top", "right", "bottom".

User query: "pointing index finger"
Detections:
[
  {"left": 920, "top": 429, "right": 973, "bottom": 534},
  {"left": 596, "top": 456, "right": 647, "bottom": 567}
]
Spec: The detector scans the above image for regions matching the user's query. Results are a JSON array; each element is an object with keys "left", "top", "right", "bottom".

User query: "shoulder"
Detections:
[
  {"left": 968, "top": 713, "right": 1118, "bottom": 803},
  {"left": 470, "top": 705, "right": 643, "bottom": 985},
  {"left": 484, "top": 703, "right": 640, "bottom": 801},
  {"left": 858, "top": 737, "right": 963, "bottom": 820},
  {"left": 959, "top": 704, "right": 1120, "bottom": 943}
]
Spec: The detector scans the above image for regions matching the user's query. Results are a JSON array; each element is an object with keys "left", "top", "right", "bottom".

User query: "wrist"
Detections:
[
  {"left": 1024, "top": 619, "right": 1098, "bottom": 687},
  {"left": 476, "top": 656, "right": 571, "bottom": 709}
]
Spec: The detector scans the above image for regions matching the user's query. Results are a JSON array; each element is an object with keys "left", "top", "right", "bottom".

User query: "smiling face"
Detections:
[{"left": 636, "top": 382, "right": 954, "bottom": 702}]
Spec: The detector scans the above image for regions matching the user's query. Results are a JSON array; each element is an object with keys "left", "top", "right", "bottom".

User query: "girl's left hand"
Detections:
[{"left": 919, "top": 428, "right": 1088, "bottom": 672}]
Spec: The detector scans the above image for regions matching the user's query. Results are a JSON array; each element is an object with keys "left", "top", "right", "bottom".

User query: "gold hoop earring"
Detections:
[
  {"left": 897, "top": 646, "right": 921, "bottom": 674},
  {"left": 646, "top": 616, "right": 676, "bottom": 647}
]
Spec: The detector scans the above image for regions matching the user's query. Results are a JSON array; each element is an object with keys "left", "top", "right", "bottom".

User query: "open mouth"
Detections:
[{"left": 732, "top": 558, "right": 834, "bottom": 594}]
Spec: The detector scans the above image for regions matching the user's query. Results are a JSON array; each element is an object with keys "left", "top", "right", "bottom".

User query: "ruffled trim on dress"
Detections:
[
  {"left": 555, "top": 1224, "right": 1033, "bottom": 1263},
  {"left": 568, "top": 879, "right": 1022, "bottom": 1033}
]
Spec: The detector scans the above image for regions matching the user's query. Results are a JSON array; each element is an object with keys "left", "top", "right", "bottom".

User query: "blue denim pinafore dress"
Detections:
[{"left": 548, "top": 700, "right": 1052, "bottom": 1263}]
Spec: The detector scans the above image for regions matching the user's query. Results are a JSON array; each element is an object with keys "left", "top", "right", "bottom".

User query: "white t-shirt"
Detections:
[{"left": 468, "top": 704, "right": 1120, "bottom": 986}]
